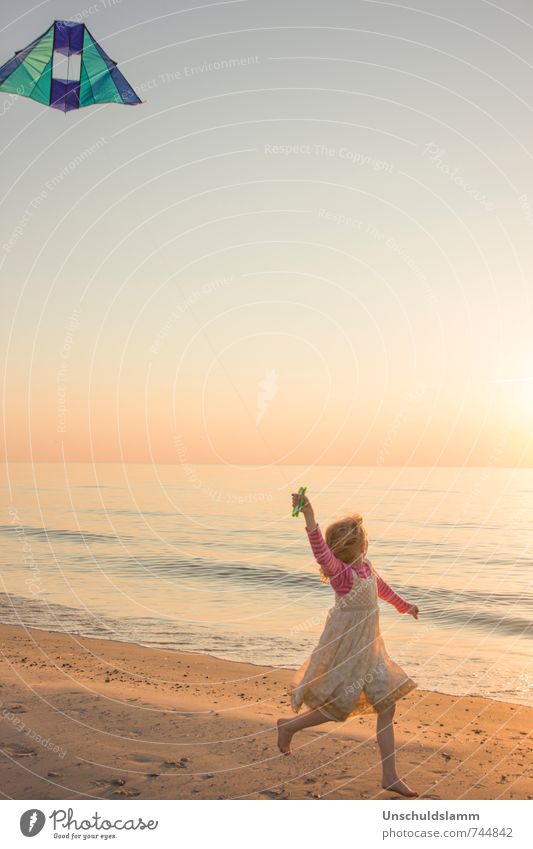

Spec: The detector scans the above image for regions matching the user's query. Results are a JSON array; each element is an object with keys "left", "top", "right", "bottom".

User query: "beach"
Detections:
[
  {"left": 0, "top": 624, "right": 530, "bottom": 801},
  {"left": 3, "top": 463, "right": 532, "bottom": 710}
]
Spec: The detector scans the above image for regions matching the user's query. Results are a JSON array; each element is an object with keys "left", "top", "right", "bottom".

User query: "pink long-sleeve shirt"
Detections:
[{"left": 306, "top": 524, "right": 412, "bottom": 614}]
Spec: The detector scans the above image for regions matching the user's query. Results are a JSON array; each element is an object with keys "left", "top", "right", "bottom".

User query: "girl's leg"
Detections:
[
  {"left": 276, "top": 708, "right": 330, "bottom": 754},
  {"left": 377, "top": 704, "right": 417, "bottom": 797}
]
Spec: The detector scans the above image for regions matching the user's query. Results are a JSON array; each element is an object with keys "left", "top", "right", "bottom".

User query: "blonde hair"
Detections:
[{"left": 320, "top": 513, "right": 368, "bottom": 584}]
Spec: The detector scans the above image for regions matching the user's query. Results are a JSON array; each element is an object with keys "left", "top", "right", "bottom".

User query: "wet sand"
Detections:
[{"left": 0, "top": 624, "right": 530, "bottom": 800}]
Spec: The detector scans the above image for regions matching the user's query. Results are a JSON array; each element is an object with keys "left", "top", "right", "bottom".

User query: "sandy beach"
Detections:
[{"left": 0, "top": 623, "right": 530, "bottom": 800}]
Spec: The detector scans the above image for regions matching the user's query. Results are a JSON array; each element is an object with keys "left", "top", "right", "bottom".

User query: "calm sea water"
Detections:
[{"left": 0, "top": 463, "right": 531, "bottom": 706}]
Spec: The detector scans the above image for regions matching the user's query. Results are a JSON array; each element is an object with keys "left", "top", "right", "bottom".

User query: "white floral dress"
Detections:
[{"left": 290, "top": 525, "right": 417, "bottom": 720}]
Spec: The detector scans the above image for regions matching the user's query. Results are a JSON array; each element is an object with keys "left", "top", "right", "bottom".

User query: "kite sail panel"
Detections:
[{"left": 0, "top": 20, "right": 141, "bottom": 111}]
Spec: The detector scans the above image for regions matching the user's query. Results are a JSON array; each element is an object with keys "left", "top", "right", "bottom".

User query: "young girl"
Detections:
[{"left": 277, "top": 492, "right": 419, "bottom": 797}]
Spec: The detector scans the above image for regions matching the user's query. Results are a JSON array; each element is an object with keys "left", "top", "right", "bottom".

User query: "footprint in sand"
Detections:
[
  {"left": 1, "top": 743, "right": 37, "bottom": 757},
  {"left": 111, "top": 788, "right": 141, "bottom": 797},
  {"left": 162, "top": 758, "right": 189, "bottom": 770},
  {"left": 91, "top": 778, "right": 125, "bottom": 788},
  {"left": 259, "top": 787, "right": 289, "bottom": 799},
  {"left": 91, "top": 778, "right": 140, "bottom": 796}
]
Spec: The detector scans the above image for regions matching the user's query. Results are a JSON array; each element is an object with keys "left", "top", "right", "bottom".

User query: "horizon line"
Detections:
[{"left": 1, "top": 461, "right": 532, "bottom": 470}]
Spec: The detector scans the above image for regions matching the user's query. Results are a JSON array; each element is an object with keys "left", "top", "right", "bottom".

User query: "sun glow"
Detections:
[{"left": 493, "top": 377, "right": 533, "bottom": 423}]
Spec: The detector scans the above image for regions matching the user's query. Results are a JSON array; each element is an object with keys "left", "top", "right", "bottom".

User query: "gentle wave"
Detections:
[
  {"left": 0, "top": 592, "right": 301, "bottom": 666},
  {"left": 2, "top": 516, "right": 531, "bottom": 638},
  {"left": 0, "top": 524, "right": 137, "bottom": 544}
]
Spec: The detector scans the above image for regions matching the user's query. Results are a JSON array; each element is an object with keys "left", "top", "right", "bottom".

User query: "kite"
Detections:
[{"left": 0, "top": 19, "right": 141, "bottom": 112}]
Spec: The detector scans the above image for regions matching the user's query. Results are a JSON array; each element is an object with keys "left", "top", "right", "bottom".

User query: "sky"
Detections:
[{"left": 1, "top": 0, "right": 533, "bottom": 467}]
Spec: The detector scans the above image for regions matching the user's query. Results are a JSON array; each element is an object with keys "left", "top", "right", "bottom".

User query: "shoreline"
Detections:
[
  {"left": 0, "top": 623, "right": 531, "bottom": 800},
  {"left": 1, "top": 616, "right": 530, "bottom": 710}
]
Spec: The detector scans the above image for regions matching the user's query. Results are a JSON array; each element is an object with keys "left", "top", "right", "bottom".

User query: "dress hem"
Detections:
[{"left": 291, "top": 677, "right": 417, "bottom": 722}]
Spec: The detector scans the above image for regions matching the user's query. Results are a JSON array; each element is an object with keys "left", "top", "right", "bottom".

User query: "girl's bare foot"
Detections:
[
  {"left": 276, "top": 718, "right": 294, "bottom": 755},
  {"left": 382, "top": 777, "right": 418, "bottom": 797}
]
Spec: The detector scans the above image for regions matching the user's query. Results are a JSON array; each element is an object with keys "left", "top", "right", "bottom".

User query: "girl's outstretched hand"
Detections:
[
  {"left": 407, "top": 605, "right": 419, "bottom": 619},
  {"left": 291, "top": 492, "right": 312, "bottom": 515}
]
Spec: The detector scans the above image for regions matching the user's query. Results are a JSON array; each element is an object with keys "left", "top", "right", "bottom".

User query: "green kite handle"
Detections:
[{"left": 292, "top": 486, "right": 307, "bottom": 517}]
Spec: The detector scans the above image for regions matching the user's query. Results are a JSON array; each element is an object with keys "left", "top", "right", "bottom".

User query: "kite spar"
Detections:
[{"left": 0, "top": 19, "right": 141, "bottom": 112}]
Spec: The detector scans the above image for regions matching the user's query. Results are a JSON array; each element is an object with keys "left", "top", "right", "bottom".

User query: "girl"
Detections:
[{"left": 277, "top": 492, "right": 419, "bottom": 797}]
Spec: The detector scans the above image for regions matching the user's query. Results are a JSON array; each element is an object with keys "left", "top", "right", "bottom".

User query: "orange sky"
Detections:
[{"left": 2, "top": 1, "right": 533, "bottom": 467}]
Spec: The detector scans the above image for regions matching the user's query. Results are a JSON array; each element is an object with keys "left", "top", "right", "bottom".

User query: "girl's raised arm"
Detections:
[{"left": 291, "top": 493, "right": 354, "bottom": 593}]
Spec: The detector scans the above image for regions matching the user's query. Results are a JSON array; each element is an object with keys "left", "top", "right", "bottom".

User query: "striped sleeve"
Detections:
[
  {"left": 306, "top": 524, "right": 354, "bottom": 594},
  {"left": 373, "top": 566, "right": 412, "bottom": 614}
]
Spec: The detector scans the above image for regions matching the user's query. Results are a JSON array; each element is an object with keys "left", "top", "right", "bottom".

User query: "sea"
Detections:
[{"left": 1, "top": 463, "right": 531, "bottom": 707}]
